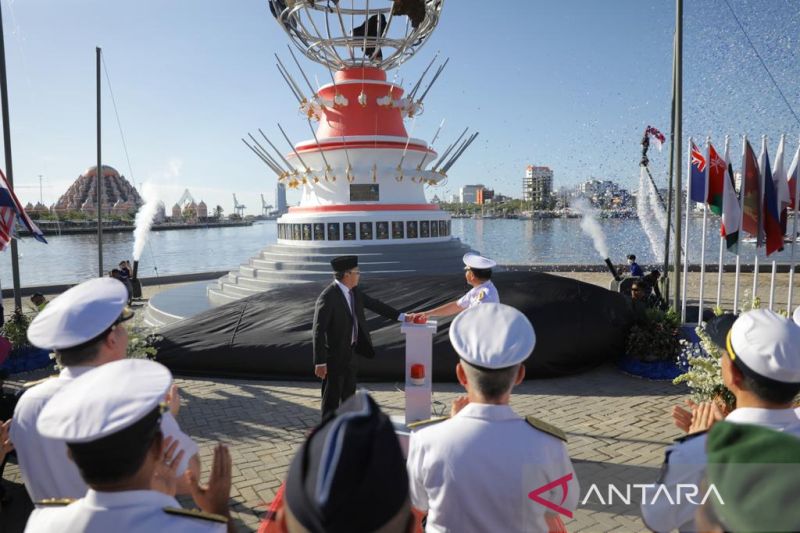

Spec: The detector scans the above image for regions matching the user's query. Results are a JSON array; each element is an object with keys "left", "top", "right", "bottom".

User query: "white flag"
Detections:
[
  {"left": 773, "top": 136, "right": 792, "bottom": 234},
  {"left": 721, "top": 141, "right": 741, "bottom": 250}
]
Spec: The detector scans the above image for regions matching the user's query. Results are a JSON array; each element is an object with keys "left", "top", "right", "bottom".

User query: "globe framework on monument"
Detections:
[{"left": 201, "top": 0, "right": 475, "bottom": 306}]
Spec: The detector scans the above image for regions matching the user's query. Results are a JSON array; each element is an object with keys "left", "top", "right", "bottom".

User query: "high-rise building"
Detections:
[
  {"left": 459, "top": 184, "right": 484, "bottom": 204},
  {"left": 523, "top": 166, "right": 553, "bottom": 207},
  {"left": 276, "top": 182, "right": 288, "bottom": 215}
]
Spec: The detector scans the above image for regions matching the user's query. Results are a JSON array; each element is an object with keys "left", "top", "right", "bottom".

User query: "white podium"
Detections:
[
  {"left": 400, "top": 320, "right": 438, "bottom": 424},
  {"left": 391, "top": 320, "right": 438, "bottom": 456}
]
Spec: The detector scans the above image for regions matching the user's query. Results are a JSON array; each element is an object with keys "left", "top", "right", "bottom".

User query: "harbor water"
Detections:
[{"left": 1, "top": 218, "right": 797, "bottom": 288}]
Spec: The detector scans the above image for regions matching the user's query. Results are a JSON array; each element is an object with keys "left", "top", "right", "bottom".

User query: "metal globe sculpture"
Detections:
[
  {"left": 213, "top": 0, "right": 476, "bottom": 302},
  {"left": 268, "top": 0, "right": 443, "bottom": 71}
]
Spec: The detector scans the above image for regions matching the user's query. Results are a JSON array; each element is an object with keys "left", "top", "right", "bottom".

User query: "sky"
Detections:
[{"left": 1, "top": 0, "right": 799, "bottom": 215}]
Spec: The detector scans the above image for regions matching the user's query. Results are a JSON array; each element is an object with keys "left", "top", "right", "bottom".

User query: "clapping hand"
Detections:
[
  {"left": 165, "top": 384, "right": 181, "bottom": 417},
  {"left": 186, "top": 443, "right": 232, "bottom": 517},
  {"left": 450, "top": 395, "right": 469, "bottom": 417},
  {"left": 688, "top": 401, "right": 724, "bottom": 434},
  {"left": 671, "top": 399, "right": 697, "bottom": 433},
  {"left": 152, "top": 436, "right": 185, "bottom": 496},
  {"left": 1, "top": 419, "right": 13, "bottom": 463}
]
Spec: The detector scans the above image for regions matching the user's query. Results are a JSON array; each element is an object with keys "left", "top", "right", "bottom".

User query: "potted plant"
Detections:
[
  {"left": 0, "top": 308, "right": 53, "bottom": 373},
  {"left": 618, "top": 307, "right": 685, "bottom": 380}
]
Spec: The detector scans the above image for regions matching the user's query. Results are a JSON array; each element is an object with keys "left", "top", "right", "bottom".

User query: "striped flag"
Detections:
[
  {"left": 721, "top": 142, "right": 740, "bottom": 250},
  {"left": 0, "top": 169, "right": 47, "bottom": 250},
  {"left": 741, "top": 139, "right": 762, "bottom": 245},
  {"left": 706, "top": 143, "right": 726, "bottom": 215},
  {"left": 759, "top": 144, "right": 784, "bottom": 255}
]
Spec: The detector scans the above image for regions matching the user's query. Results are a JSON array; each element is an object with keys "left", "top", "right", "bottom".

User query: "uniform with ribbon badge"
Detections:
[
  {"left": 417, "top": 252, "right": 500, "bottom": 320},
  {"left": 10, "top": 278, "right": 200, "bottom": 504},
  {"left": 641, "top": 310, "right": 800, "bottom": 533},
  {"left": 406, "top": 303, "right": 579, "bottom": 532},
  {"left": 24, "top": 358, "right": 231, "bottom": 533}
]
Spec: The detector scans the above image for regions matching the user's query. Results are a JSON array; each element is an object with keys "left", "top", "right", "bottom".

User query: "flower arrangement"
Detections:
[
  {"left": 125, "top": 314, "right": 161, "bottom": 360},
  {"left": 674, "top": 318, "right": 735, "bottom": 410},
  {"left": 670, "top": 297, "right": 765, "bottom": 411}
]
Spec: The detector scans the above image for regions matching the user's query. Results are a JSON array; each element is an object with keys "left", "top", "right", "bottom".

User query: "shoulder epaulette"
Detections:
[
  {"left": 406, "top": 416, "right": 449, "bottom": 430},
  {"left": 36, "top": 498, "right": 75, "bottom": 506},
  {"left": 673, "top": 430, "right": 707, "bottom": 444},
  {"left": 525, "top": 416, "right": 567, "bottom": 442},
  {"left": 24, "top": 375, "right": 58, "bottom": 388},
  {"left": 164, "top": 507, "right": 229, "bottom": 524}
]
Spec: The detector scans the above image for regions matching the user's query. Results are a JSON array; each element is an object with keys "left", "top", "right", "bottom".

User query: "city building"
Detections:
[
  {"left": 476, "top": 188, "right": 494, "bottom": 204},
  {"left": 275, "top": 182, "right": 288, "bottom": 215},
  {"left": 577, "top": 178, "right": 634, "bottom": 209},
  {"left": 523, "top": 166, "right": 553, "bottom": 208},
  {"left": 459, "top": 184, "right": 485, "bottom": 204}
]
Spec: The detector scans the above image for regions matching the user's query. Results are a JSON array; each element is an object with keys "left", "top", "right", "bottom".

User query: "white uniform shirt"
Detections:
[
  {"left": 10, "top": 366, "right": 199, "bottom": 503},
  {"left": 407, "top": 403, "right": 579, "bottom": 533},
  {"left": 456, "top": 280, "right": 500, "bottom": 310},
  {"left": 641, "top": 407, "right": 800, "bottom": 532},
  {"left": 24, "top": 489, "right": 225, "bottom": 532}
]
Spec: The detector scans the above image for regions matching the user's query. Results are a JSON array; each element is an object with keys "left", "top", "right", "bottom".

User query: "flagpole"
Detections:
[
  {"left": 788, "top": 137, "right": 800, "bottom": 312},
  {"left": 96, "top": 47, "right": 103, "bottom": 277},
  {"left": 753, "top": 135, "right": 767, "bottom": 305},
  {"left": 734, "top": 135, "right": 747, "bottom": 313},
  {"left": 682, "top": 137, "right": 691, "bottom": 323},
  {"left": 716, "top": 236, "right": 724, "bottom": 307},
  {"left": 0, "top": 1, "right": 22, "bottom": 311},
  {"left": 697, "top": 137, "right": 711, "bottom": 324},
  {"left": 716, "top": 136, "right": 730, "bottom": 309},
  {"left": 672, "top": 0, "right": 684, "bottom": 315},
  {"left": 768, "top": 133, "right": 785, "bottom": 311}
]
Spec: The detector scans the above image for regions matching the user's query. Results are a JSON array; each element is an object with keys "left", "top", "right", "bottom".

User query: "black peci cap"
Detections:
[
  {"left": 330, "top": 255, "right": 358, "bottom": 272},
  {"left": 284, "top": 391, "right": 408, "bottom": 533},
  {"left": 705, "top": 313, "right": 738, "bottom": 353}
]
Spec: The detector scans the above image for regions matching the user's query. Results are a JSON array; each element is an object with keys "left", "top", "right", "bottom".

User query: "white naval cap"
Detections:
[
  {"left": 463, "top": 252, "right": 496, "bottom": 270},
  {"left": 793, "top": 305, "right": 800, "bottom": 327},
  {"left": 27, "top": 277, "right": 132, "bottom": 351},
  {"left": 727, "top": 309, "right": 800, "bottom": 383},
  {"left": 449, "top": 303, "right": 535, "bottom": 369},
  {"left": 37, "top": 359, "right": 171, "bottom": 443}
]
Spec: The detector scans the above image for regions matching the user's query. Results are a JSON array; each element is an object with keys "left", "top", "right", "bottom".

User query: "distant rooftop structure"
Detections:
[{"left": 54, "top": 165, "right": 142, "bottom": 215}]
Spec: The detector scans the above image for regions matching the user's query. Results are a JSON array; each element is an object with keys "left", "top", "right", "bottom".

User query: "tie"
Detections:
[{"left": 349, "top": 289, "right": 358, "bottom": 345}]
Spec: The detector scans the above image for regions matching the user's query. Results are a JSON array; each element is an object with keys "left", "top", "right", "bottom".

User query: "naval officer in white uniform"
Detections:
[
  {"left": 10, "top": 278, "right": 200, "bottom": 504},
  {"left": 420, "top": 252, "right": 499, "bottom": 319},
  {"left": 407, "top": 303, "right": 579, "bottom": 532},
  {"left": 641, "top": 309, "right": 800, "bottom": 532},
  {"left": 24, "top": 358, "right": 232, "bottom": 533}
]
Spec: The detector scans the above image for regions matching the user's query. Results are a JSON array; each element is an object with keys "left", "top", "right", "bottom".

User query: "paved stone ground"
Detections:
[
  {"left": 2, "top": 270, "right": 747, "bottom": 532},
  {"left": 1, "top": 364, "right": 686, "bottom": 532}
]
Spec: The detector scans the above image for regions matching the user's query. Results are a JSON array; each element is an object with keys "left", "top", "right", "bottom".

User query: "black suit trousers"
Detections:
[{"left": 320, "top": 346, "right": 358, "bottom": 417}]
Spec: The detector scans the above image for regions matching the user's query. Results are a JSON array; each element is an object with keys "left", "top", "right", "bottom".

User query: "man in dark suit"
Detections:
[{"left": 313, "top": 255, "right": 412, "bottom": 417}]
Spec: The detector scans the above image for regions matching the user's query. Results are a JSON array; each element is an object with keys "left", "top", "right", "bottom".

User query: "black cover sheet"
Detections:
[{"left": 155, "top": 272, "right": 633, "bottom": 381}]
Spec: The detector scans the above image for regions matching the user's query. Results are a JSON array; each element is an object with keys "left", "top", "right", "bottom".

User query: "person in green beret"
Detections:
[
  {"left": 696, "top": 421, "right": 800, "bottom": 533},
  {"left": 641, "top": 310, "right": 800, "bottom": 532}
]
